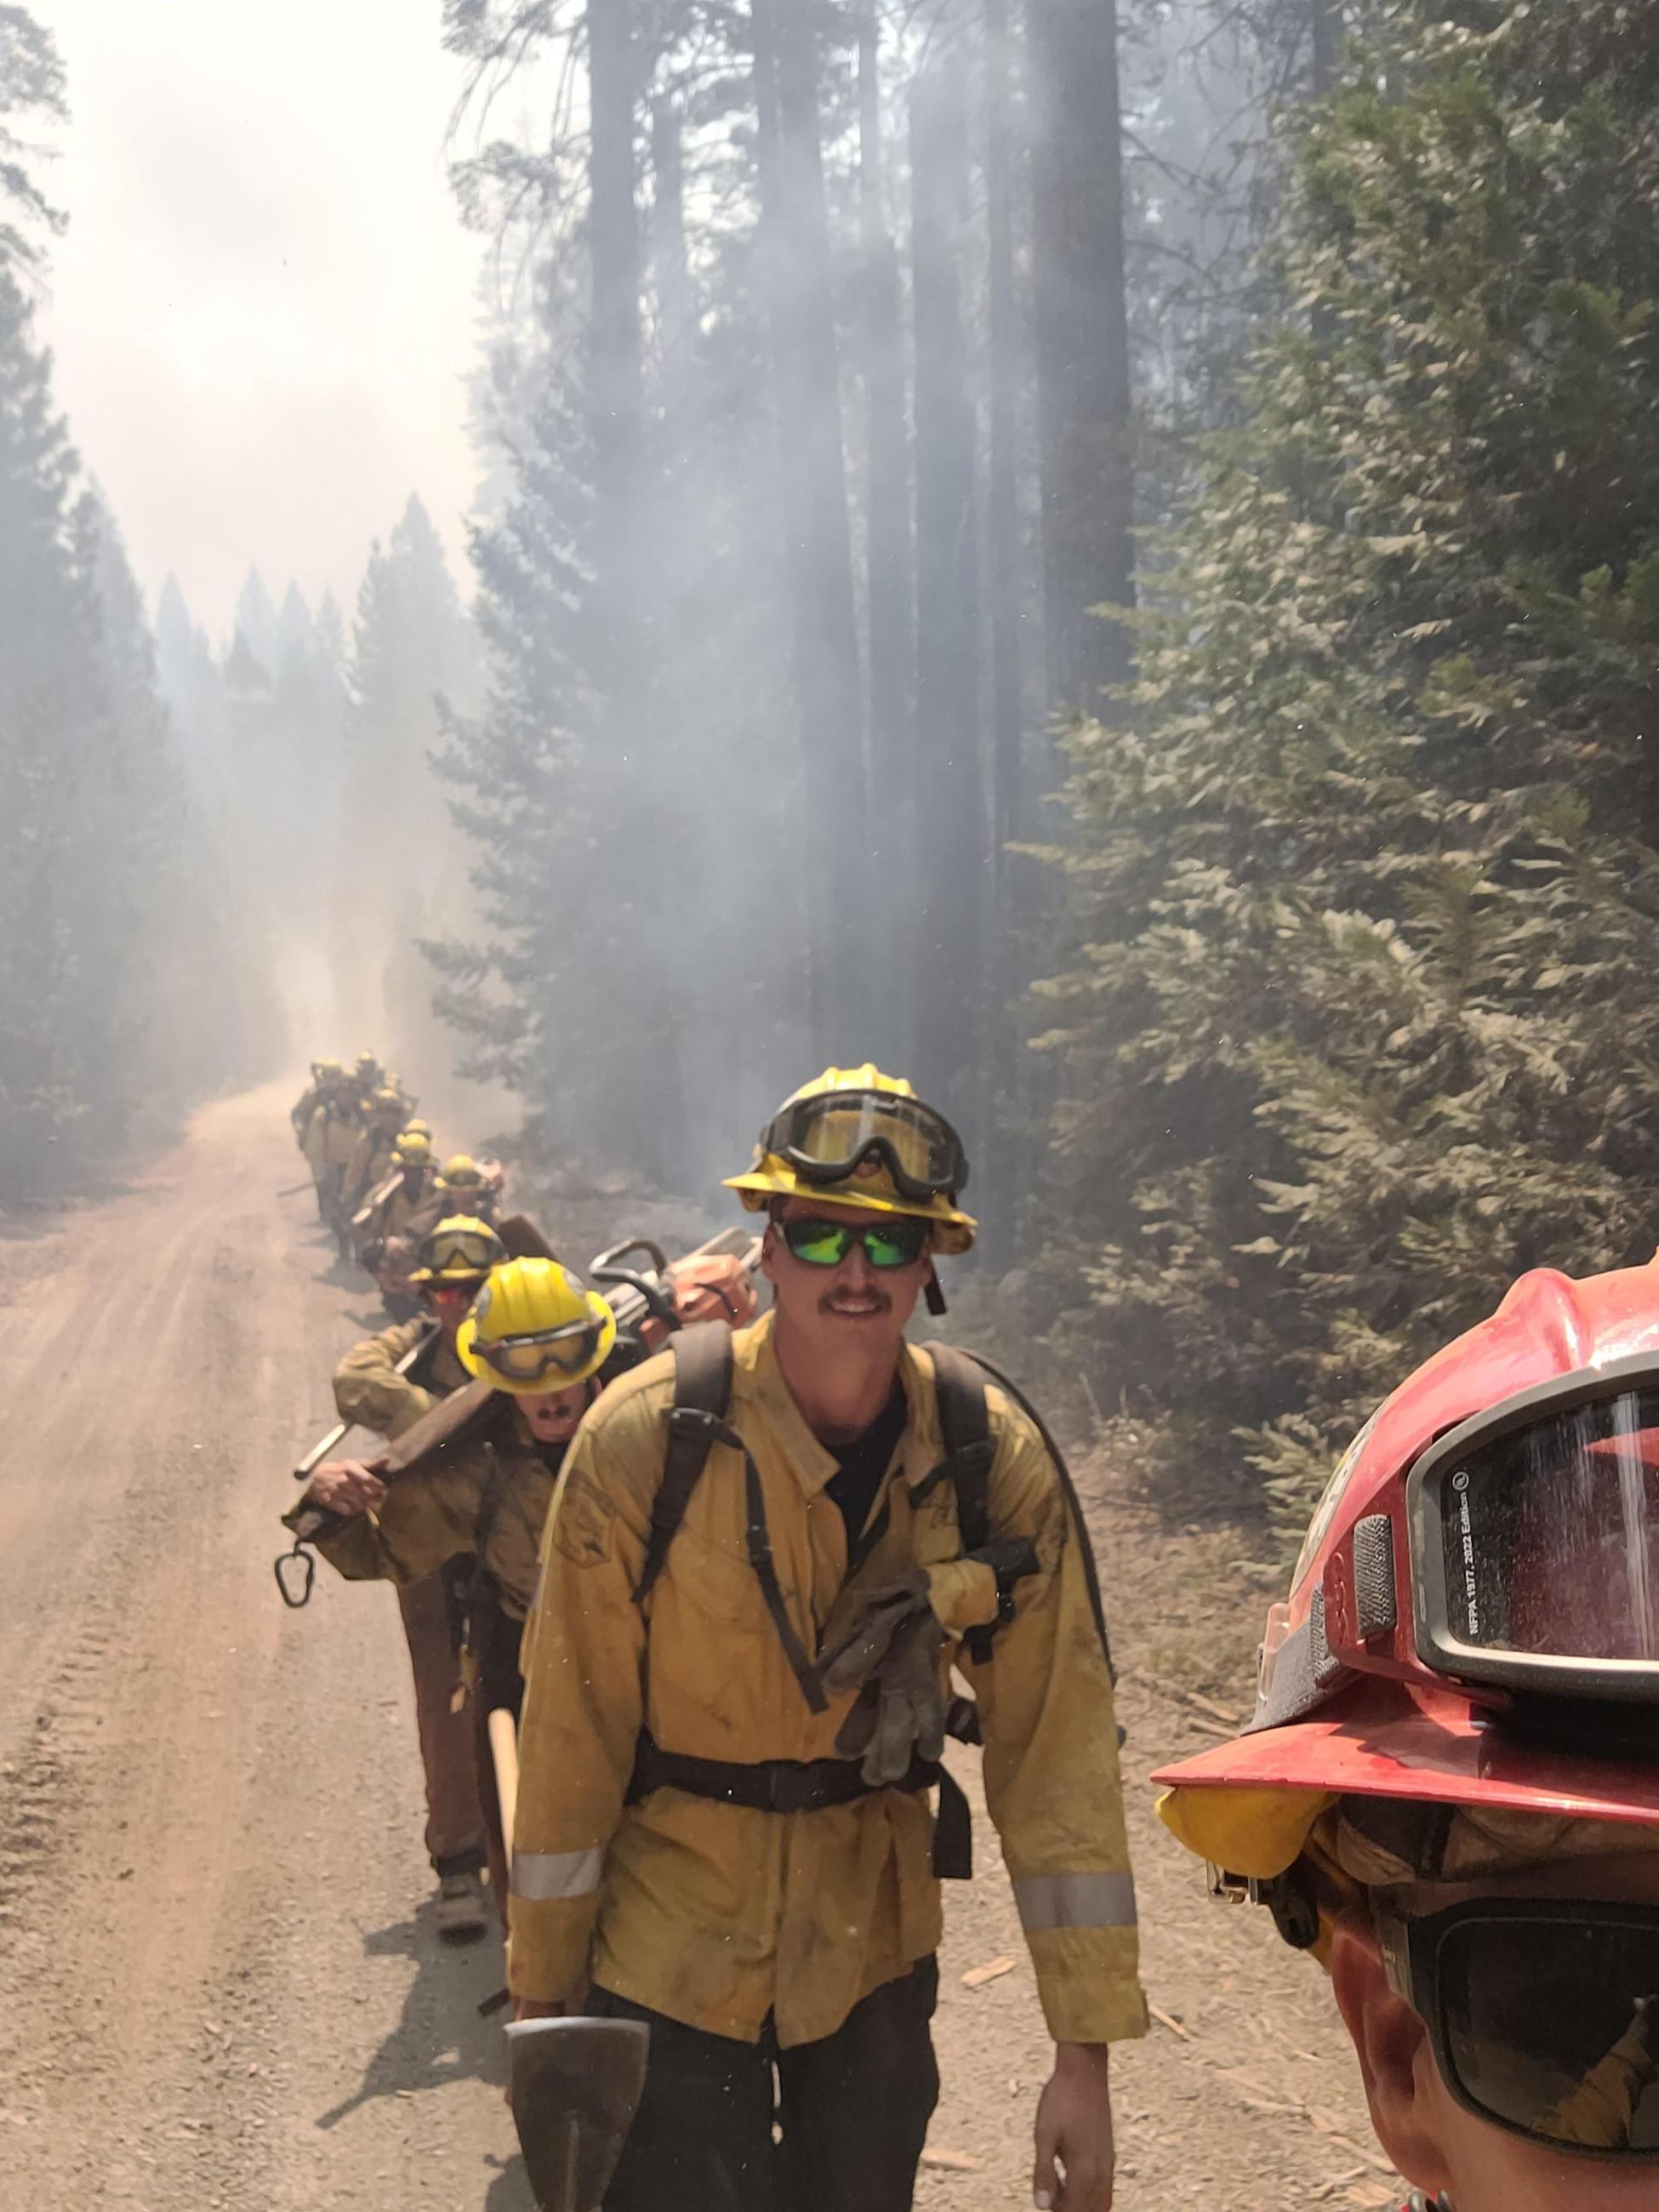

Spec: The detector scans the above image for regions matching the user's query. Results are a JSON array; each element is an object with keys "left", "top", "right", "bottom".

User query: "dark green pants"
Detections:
[{"left": 593, "top": 1958, "right": 940, "bottom": 2212}]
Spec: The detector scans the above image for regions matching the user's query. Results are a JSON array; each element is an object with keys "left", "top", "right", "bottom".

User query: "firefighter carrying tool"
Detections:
[
  {"left": 508, "top": 1066, "right": 1146, "bottom": 2212},
  {"left": 353, "top": 1132, "right": 441, "bottom": 1317},
  {"left": 302, "top": 1065, "right": 361, "bottom": 1238},
  {"left": 1154, "top": 1252, "right": 1659, "bottom": 2211},
  {"left": 316, "top": 1213, "right": 507, "bottom": 1940},
  {"left": 490, "top": 1710, "right": 653, "bottom": 2212},
  {"left": 286, "top": 1237, "right": 761, "bottom": 1934}
]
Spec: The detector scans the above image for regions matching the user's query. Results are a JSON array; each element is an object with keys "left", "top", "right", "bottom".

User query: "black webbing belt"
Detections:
[{"left": 628, "top": 1730, "right": 974, "bottom": 1879}]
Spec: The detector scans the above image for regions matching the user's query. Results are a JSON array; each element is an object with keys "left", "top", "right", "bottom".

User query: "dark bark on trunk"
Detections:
[
  {"left": 752, "top": 0, "right": 869, "bottom": 1053},
  {"left": 910, "top": 43, "right": 983, "bottom": 1107},
  {"left": 1311, "top": 0, "right": 1343, "bottom": 94},
  {"left": 1027, "top": 0, "right": 1134, "bottom": 715}
]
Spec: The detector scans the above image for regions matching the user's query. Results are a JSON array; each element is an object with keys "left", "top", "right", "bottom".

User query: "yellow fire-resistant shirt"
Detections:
[
  {"left": 342, "top": 1125, "right": 400, "bottom": 1216},
  {"left": 304, "top": 1100, "right": 360, "bottom": 1174},
  {"left": 509, "top": 1313, "right": 1147, "bottom": 2050},
  {"left": 332, "top": 1317, "right": 469, "bottom": 1442},
  {"left": 311, "top": 1417, "right": 561, "bottom": 1619}
]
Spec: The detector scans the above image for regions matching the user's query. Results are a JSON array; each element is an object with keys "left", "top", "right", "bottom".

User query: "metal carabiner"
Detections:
[{"left": 274, "top": 1539, "right": 317, "bottom": 1611}]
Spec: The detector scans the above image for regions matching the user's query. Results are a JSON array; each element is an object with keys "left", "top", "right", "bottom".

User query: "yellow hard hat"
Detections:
[
  {"left": 315, "top": 1058, "right": 345, "bottom": 1082},
  {"left": 456, "top": 1257, "right": 616, "bottom": 1394},
  {"left": 725, "top": 1064, "right": 978, "bottom": 1257},
  {"left": 441, "top": 1152, "right": 484, "bottom": 1188},
  {"left": 356, "top": 1050, "right": 380, "bottom": 1072},
  {"left": 369, "top": 1088, "right": 405, "bottom": 1116},
  {"left": 409, "top": 1214, "right": 508, "bottom": 1288},
  {"left": 402, "top": 1116, "right": 431, "bottom": 1139},
  {"left": 393, "top": 1133, "right": 436, "bottom": 1169}
]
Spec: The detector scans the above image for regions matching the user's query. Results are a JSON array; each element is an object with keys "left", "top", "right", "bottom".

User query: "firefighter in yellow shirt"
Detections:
[
  {"left": 297, "top": 1255, "right": 616, "bottom": 1930},
  {"left": 323, "top": 1214, "right": 505, "bottom": 1938},
  {"left": 340, "top": 1089, "right": 413, "bottom": 1220},
  {"left": 302, "top": 1066, "right": 362, "bottom": 1245},
  {"left": 509, "top": 1067, "right": 1146, "bottom": 2212}
]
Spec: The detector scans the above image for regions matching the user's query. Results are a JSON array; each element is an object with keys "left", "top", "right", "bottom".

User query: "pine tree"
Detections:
[{"left": 1040, "top": 0, "right": 1659, "bottom": 1540}]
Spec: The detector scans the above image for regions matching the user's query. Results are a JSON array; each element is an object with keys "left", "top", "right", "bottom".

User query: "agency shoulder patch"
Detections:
[{"left": 552, "top": 1470, "right": 617, "bottom": 1568}]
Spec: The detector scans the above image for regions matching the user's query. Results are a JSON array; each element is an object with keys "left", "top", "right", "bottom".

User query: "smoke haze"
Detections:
[{"left": 35, "top": 0, "right": 482, "bottom": 635}]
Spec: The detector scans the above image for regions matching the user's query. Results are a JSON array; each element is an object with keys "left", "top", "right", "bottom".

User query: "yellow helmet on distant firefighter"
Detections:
[
  {"left": 726, "top": 1063, "right": 977, "bottom": 1256},
  {"left": 401, "top": 1116, "right": 432, "bottom": 1142},
  {"left": 409, "top": 1214, "right": 507, "bottom": 1289},
  {"left": 367, "top": 1088, "right": 406, "bottom": 1121},
  {"left": 314, "top": 1058, "right": 346, "bottom": 1086},
  {"left": 393, "top": 1132, "right": 436, "bottom": 1171},
  {"left": 441, "top": 1152, "right": 486, "bottom": 1190},
  {"left": 456, "top": 1257, "right": 616, "bottom": 1394}
]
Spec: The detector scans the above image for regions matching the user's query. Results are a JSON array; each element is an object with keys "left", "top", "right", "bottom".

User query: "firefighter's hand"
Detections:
[
  {"left": 1034, "top": 2043, "right": 1115, "bottom": 2210},
  {"left": 307, "top": 1459, "right": 387, "bottom": 1516}
]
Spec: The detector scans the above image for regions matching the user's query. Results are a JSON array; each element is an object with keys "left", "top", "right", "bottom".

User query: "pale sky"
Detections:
[{"left": 34, "top": 0, "right": 487, "bottom": 641}]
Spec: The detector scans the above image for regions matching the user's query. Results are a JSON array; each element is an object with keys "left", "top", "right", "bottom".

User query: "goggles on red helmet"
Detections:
[
  {"left": 760, "top": 1089, "right": 969, "bottom": 1204},
  {"left": 1259, "top": 1354, "right": 1659, "bottom": 1733}
]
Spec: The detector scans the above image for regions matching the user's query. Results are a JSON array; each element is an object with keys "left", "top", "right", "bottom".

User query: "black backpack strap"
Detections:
[
  {"left": 928, "top": 1343, "right": 995, "bottom": 1551},
  {"left": 952, "top": 1347, "right": 1117, "bottom": 1685},
  {"left": 632, "top": 1320, "right": 733, "bottom": 1607},
  {"left": 926, "top": 1343, "right": 1023, "bottom": 1667}
]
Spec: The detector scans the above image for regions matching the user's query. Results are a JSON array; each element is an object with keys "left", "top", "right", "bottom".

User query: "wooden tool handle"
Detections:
[{"left": 488, "top": 1707, "right": 521, "bottom": 1861}]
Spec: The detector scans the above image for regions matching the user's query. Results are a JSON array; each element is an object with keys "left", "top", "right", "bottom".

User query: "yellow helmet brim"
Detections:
[
  {"left": 723, "top": 1166, "right": 977, "bottom": 1257},
  {"left": 456, "top": 1293, "right": 617, "bottom": 1394}
]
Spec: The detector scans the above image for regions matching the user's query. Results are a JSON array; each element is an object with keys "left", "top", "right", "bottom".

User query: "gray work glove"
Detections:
[{"left": 819, "top": 1571, "right": 948, "bottom": 1787}]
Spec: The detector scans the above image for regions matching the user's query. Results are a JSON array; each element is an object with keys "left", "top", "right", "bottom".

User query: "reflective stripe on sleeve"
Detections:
[
  {"left": 1014, "top": 1871, "right": 1138, "bottom": 1936},
  {"left": 511, "top": 1846, "right": 604, "bottom": 1903}
]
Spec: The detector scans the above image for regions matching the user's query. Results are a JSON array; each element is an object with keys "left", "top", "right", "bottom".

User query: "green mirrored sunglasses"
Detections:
[{"left": 779, "top": 1215, "right": 930, "bottom": 1270}]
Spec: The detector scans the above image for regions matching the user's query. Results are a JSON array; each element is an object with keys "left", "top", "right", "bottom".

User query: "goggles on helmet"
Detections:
[
  {"left": 472, "top": 1315, "right": 606, "bottom": 1386},
  {"left": 418, "top": 1223, "right": 502, "bottom": 1280},
  {"left": 1377, "top": 1898, "right": 1659, "bottom": 2157},
  {"left": 760, "top": 1089, "right": 968, "bottom": 1204},
  {"left": 1252, "top": 1354, "right": 1659, "bottom": 1734},
  {"left": 1409, "top": 1359, "right": 1659, "bottom": 1701}
]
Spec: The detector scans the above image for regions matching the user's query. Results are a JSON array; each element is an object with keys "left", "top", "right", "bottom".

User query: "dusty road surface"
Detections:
[{"left": 0, "top": 1086, "right": 1395, "bottom": 2209}]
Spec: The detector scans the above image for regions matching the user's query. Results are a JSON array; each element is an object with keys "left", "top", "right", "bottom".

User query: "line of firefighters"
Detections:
[
  {"left": 290, "top": 1050, "right": 505, "bottom": 1314},
  {"left": 274, "top": 1061, "right": 1659, "bottom": 2212}
]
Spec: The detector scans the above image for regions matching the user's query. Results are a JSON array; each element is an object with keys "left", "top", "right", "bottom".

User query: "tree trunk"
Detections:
[
  {"left": 910, "top": 43, "right": 983, "bottom": 1109},
  {"left": 588, "top": 0, "right": 646, "bottom": 685},
  {"left": 979, "top": 0, "right": 1024, "bottom": 1266},
  {"left": 650, "top": 94, "right": 697, "bottom": 408},
  {"left": 588, "top": 2, "right": 678, "bottom": 1184},
  {"left": 1311, "top": 0, "right": 1343, "bottom": 94},
  {"left": 984, "top": 0, "right": 1021, "bottom": 878},
  {"left": 858, "top": 2, "right": 912, "bottom": 1060},
  {"left": 1027, "top": 0, "right": 1134, "bottom": 715},
  {"left": 752, "top": 0, "right": 869, "bottom": 1052}
]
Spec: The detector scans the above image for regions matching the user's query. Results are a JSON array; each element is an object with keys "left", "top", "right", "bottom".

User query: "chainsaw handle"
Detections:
[
  {"left": 590, "top": 1238, "right": 670, "bottom": 1279},
  {"left": 595, "top": 1267, "right": 679, "bottom": 1331}
]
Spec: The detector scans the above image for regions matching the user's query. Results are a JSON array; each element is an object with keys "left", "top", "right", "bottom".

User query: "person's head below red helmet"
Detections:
[{"left": 1155, "top": 1253, "right": 1659, "bottom": 2211}]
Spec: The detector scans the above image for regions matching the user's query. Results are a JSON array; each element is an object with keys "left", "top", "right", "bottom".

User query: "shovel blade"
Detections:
[{"left": 506, "top": 2015, "right": 649, "bottom": 2212}]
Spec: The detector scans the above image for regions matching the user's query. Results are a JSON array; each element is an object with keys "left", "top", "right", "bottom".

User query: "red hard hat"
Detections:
[{"left": 1154, "top": 1253, "right": 1659, "bottom": 1832}]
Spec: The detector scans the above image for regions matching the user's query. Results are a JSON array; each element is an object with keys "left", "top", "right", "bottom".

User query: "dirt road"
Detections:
[{"left": 0, "top": 1088, "right": 1395, "bottom": 2209}]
